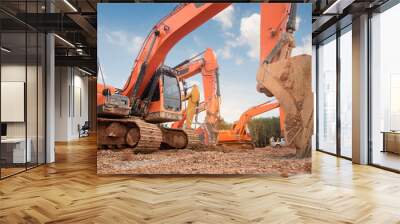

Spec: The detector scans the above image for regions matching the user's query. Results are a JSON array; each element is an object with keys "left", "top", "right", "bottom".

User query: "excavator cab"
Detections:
[
  {"left": 98, "top": 67, "right": 183, "bottom": 124},
  {"left": 144, "top": 70, "right": 183, "bottom": 123},
  {"left": 162, "top": 74, "right": 181, "bottom": 112}
]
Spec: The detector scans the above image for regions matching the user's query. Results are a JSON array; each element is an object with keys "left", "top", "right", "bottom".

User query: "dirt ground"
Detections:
[{"left": 97, "top": 146, "right": 311, "bottom": 176}]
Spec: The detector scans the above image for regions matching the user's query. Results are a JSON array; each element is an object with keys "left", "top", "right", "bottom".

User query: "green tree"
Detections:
[
  {"left": 216, "top": 118, "right": 232, "bottom": 130},
  {"left": 248, "top": 117, "right": 281, "bottom": 147}
]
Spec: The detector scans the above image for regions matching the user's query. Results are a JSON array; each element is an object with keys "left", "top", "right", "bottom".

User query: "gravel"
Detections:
[{"left": 97, "top": 146, "right": 311, "bottom": 176}]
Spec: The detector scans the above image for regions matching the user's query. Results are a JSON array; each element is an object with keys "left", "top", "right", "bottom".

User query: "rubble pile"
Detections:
[{"left": 97, "top": 147, "right": 311, "bottom": 176}]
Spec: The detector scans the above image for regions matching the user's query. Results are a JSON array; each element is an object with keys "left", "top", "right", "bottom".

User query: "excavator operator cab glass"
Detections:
[
  {"left": 102, "top": 88, "right": 111, "bottom": 96},
  {"left": 163, "top": 74, "right": 181, "bottom": 112}
]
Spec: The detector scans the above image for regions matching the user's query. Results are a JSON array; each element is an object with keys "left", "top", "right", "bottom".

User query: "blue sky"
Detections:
[{"left": 98, "top": 3, "right": 312, "bottom": 122}]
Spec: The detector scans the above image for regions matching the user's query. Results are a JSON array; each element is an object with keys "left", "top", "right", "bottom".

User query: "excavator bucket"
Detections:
[{"left": 256, "top": 54, "right": 313, "bottom": 158}]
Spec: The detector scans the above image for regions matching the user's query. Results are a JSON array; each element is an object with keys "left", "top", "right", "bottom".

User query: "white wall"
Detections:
[
  {"left": 1, "top": 65, "right": 26, "bottom": 139},
  {"left": 1, "top": 65, "right": 41, "bottom": 137},
  {"left": 1, "top": 63, "right": 46, "bottom": 164},
  {"left": 55, "top": 67, "right": 89, "bottom": 141},
  {"left": 71, "top": 73, "right": 89, "bottom": 138},
  {"left": 55, "top": 67, "right": 69, "bottom": 141}
]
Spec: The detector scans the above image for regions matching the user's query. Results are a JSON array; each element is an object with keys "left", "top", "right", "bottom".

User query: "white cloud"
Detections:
[
  {"left": 130, "top": 36, "right": 144, "bottom": 52},
  {"left": 215, "top": 13, "right": 260, "bottom": 62},
  {"left": 192, "top": 36, "right": 202, "bottom": 46},
  {"left": 295, "top": 16, "right": 301, "bottom": 30},
  {"left": 291, "top": 35, "right": 312, "bottom": 56},
  {"left": 215, "top": 13, "right": 306, "bottom": 62},
  {"left": 213, "top": 5, "right": 235, "bottom": 30},
  {"left": 105, "top": 30, "right": 144, "bottom": 54},
  {"left": 223, "top": 31, "right": 235, "bottom": 38},
  {"left": 216, "top": 44, "right": 232, "bottom": 59},
  {"left": 235, "top": 57, "right": 243, "bottom": 65},
  {"left": 238, "top": 13, "right": 260, "bottom": 59}
]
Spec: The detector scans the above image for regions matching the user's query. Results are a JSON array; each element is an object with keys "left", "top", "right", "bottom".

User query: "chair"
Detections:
[{"left": 79, "top": 121, "right": 90, "bottom": 138}]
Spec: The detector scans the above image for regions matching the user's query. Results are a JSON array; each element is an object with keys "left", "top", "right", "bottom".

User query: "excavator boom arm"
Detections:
[
  {"left": 234, "top": 101, "right": 280, "bottom": 135},
  {"left": 176, "top": 59, "right": 204, "bottom": 81},
  {"left": 173, "top": 48, "right": 220, "bottom": 130},
  {"left": 176, "top": 48, "right": 220, "bottom": 105},
  {"left": 257, "top": 3, "right": 313, "bottom": 157},
  {"left": 120, "top": 3, "right": 230, "bottom": 100},
  {"left": 260, "top": 3, "right": 295, "bottom": 64}
]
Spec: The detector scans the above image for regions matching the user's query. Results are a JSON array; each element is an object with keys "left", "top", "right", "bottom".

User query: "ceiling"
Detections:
[
  {"left": 0, "top": 0, "right": 99, "bottom": 74},
  {"left": 0, "top": 0, "right": 396, "bottom": 74},
  {"left": 312, "top": 0, "right": 390, "bottom": 44}
]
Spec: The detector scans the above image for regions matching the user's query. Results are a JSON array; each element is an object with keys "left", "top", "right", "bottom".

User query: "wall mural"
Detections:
[{"left": 96, "top": 3, "right": 313, "bottom": 175}]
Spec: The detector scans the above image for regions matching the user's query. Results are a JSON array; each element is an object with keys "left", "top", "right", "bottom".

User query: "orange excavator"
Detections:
[
  {"left": 217, "top": 100, "right": 280, "bottom": 149},
  {"left": 171, "top": 48, "right": 221, "bottom": 145},
  {"left": 97, "top": 4, "right": 231, "bottom": 152},
  {"left": 97, "top": 3, "right": 312, "bottom": 157}
]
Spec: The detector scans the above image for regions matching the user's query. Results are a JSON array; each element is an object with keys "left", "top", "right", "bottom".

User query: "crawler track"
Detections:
[
  {"left": 183, "top": 129, "right": 202, "bottom": 149},
  {"left": 98, "top": 117, "right": 162, "bottom": 153},
  {"left": 160, "top": 128, "right": 202, "bottom": 150},
  {"left": 98, "top": 116, "right": 205, "bottom": 153}
]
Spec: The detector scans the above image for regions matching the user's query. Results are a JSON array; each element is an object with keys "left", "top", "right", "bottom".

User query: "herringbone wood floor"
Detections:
[{"left": 1, "top": 136, "right": 400, "bottom": 224}]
